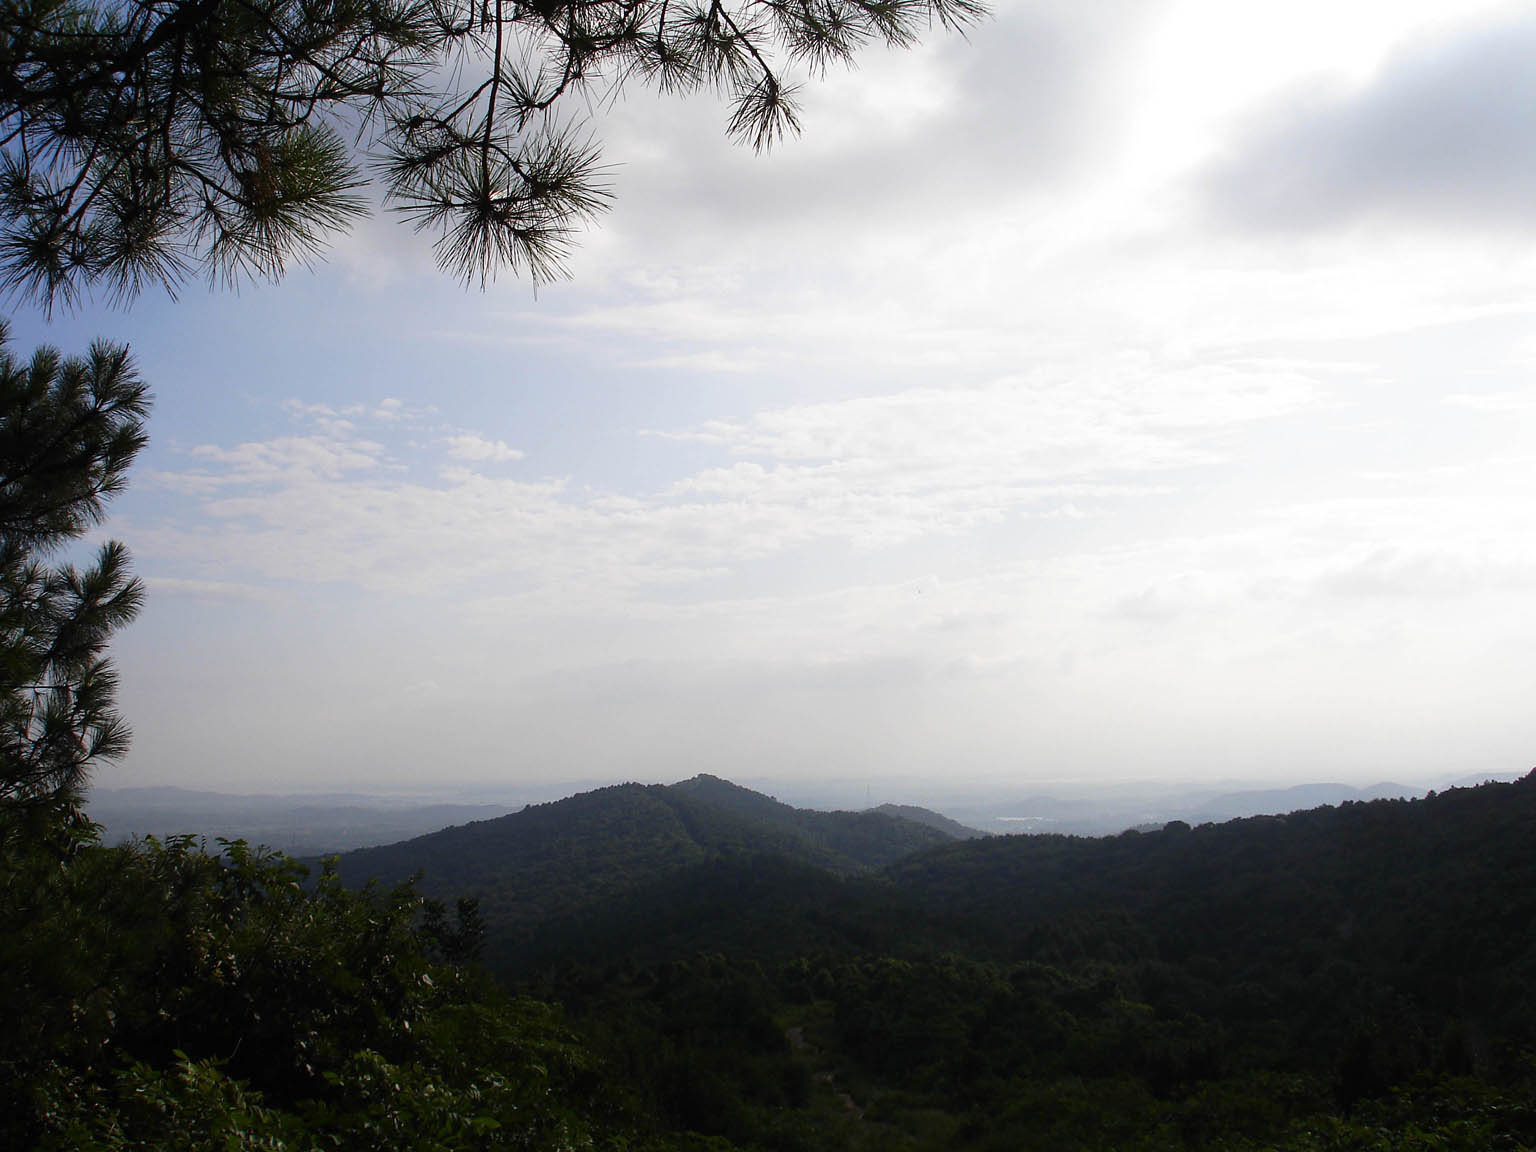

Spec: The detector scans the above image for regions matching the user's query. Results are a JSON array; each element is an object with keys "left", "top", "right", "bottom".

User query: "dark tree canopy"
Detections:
[
  {"left": 1, "top": 0, "right": 985, "bottom": 308},
  {"left": 0, "top": 320, "right": 148, "bottom": 819}
]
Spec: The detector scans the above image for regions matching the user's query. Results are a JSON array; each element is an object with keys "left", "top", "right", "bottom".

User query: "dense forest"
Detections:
[
  {"left": 340, "top": 771, "right": 1536, "bottom": 1151},
  {"left": 9, "top": 767, "right": 1536, "bottom": 1150}
]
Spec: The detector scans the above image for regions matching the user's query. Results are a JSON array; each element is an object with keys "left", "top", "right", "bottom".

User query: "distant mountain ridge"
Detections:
[
  {"left": 1188, "top": 780, "right": 1418, "bottom": 822},
  {"left": 872, "top": 802, "right": 986, "bottom": 839},
  {"left": 87, "top": 786, "right": 515, "bottom": 855},
  {"left": 330, "top": 774, "right": 957, "bottom": 948}
]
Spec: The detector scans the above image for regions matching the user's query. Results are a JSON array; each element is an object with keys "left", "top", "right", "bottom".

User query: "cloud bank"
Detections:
[{"left": 1202, "top": 9, "right": 1536, "bottom": 232}]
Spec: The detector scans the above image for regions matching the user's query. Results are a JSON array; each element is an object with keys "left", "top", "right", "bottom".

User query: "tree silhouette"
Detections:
[{"left": 0, "top": 320, "right": 148, "bottom": 821}]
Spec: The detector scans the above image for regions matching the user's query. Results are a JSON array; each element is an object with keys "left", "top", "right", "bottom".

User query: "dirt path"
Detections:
[{"left": 785, "top": 1026, "right": 865, "bottom": 1120}]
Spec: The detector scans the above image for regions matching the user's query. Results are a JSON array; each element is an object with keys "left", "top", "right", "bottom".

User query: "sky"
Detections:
[{"left": 10, "top": 0, "right": 1536, "bottom": 800}]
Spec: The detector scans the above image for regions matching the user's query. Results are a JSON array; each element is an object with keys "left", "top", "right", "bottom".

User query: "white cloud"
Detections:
[
  {"left": 150, "top": 435, "right": 388, "bottom": 496},
  {"left": 441, "top": 433, "right": 525, "bottom": 462},
  {"left": 1444, "top": 391, "right": 1536, "bottom": 413},
  {"left": 137, "top": 359, "right": 1328, "bottom": 598}
]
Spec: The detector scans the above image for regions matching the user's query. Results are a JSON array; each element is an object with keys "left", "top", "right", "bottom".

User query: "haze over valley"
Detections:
[{"left": 88, "top": 765, "right": 1526, "bottom": 852}]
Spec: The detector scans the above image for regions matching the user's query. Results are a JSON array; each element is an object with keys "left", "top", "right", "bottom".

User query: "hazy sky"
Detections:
[{"left": 12, "top": 0, "right": 1536, "bottom": 798}]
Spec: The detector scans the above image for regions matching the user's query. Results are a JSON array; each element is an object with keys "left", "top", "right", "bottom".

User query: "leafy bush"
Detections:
[{"left": 0, "top": 825, "right": 606, "bottom": 1150}]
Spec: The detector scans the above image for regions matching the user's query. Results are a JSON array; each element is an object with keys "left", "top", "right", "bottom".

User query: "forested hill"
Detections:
[
  {"left": 890, "top": 770, "right": 1536, "bottom": 960},
  {"left": 329, "top": 775, "right": 954, "bottom": 944},
  {"left": 309, "top": 773, "right": 1536, "bottom": 1150},
  {"left": 876, "top": 771, "right": 1536, "bottom": 1052},
  {"left": 504, "top": 771, "right": 1536, "bottom": 993},
  {"left": 525, "top": 772, "right": 1536, "bottom": 1151},
  {"left": 872, "top": 801, "right": 987, "bottom": 839}
]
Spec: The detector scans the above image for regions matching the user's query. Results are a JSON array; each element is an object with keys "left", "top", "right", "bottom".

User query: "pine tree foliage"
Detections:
[
  {"left": 0, "top": 320, "right": 149, "bottom": 819},
  {"left": 1, "top": 0, "right": 987, "bottom": 306}
]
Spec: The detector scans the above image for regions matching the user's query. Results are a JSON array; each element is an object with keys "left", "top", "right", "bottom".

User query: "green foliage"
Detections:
[
  {"left": 37, "top": 1054, "right": 311, "bottom": 1151},
  {"left": 0, "top": 321, "right": 148, "bottom": 820},
  {"left": 0, "top": 829, "right": 615, "bottom": 1150},
  {"left": 554, "top": 952, "right": 809, "bottom": 1148},
  {"left": 1242, "top": 1078, "right": 1536, "bottom": 1151},
  {"left": 419, "top": 895, "right": 488, "bottom": 965}
]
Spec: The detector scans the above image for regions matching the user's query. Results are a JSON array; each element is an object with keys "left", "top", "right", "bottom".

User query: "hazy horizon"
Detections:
[
  {"left": 13, "top": 0, "right": 1536, "bottom": 797},
  {"left": 87, "top": 763, "right": 1527, "bottom": 808}
]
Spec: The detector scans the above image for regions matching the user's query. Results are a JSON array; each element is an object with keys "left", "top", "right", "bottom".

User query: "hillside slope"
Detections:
[
  {"left": 331, "top": 776, "right": 954, "bottom": 949},
  {"left": 881, "top": 771, "right": 1536, "bottom": 1062},
  {"left": 873, "top": 801, "right": 986, "bottom": 839}
]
